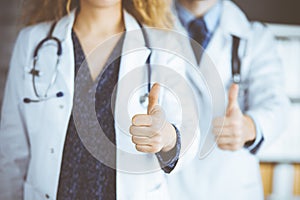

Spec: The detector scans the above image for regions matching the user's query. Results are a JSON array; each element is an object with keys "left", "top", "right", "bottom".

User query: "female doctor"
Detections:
[{"left": 0, "top": 0, "right": 199, "bottom": 199}]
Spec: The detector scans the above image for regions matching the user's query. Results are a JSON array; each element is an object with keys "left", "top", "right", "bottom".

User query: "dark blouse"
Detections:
[{"left": 56, "top": 30, "right": 181, "bottom": 200}]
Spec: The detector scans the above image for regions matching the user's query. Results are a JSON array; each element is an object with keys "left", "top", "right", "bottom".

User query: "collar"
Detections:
[{"left": 175, "top": 0, "right": 222, "bottom": 33}]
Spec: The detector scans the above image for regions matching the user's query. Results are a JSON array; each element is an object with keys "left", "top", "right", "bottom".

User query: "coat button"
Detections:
[
  {"left": 50, "top": 148, "right": 54, "bottom": 154},
  {"left": 59, "top": 105, "right": 64, "bottom": 109},
  {"left": 45, "top": 193, "right": 50, "bottom": 199}
]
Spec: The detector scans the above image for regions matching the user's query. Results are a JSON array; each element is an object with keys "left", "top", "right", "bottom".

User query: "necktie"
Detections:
[{"left": 188, "top": 17, "right": 210, "bottom": 64}]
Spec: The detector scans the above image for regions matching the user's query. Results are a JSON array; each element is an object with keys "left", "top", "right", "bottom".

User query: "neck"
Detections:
[
  {"left": 74, "top": 1, "right": 124, "bottom": 36},
  {"left": 178, "top": 0, "right": 218, "bottom": 17}
]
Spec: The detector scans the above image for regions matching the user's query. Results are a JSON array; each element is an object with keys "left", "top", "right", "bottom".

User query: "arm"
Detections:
[
  {"left": 244, "top": 23, "right": 290, "bottom": 149},
  {"left": 155, "top": 124, "right": 181, "bottom": 173},
  {"left": 213, "top": 23, "right": 290, "bottom": 152},
  {"left": 129, "top": 49, "right": 200, "bottom": 174},
  {"left": 0, "top": 29, "right": 31, "bottom": 199},
  {"left": 156, "top": 50, "right": 200, "bottom": 173}
]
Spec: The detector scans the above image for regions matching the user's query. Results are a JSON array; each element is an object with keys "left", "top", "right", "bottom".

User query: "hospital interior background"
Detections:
[{"left": 0, "top": 0, "right": 299, "bottom": 199}]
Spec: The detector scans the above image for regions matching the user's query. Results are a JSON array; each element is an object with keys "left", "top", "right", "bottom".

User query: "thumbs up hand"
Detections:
[
  {"left": 130, "top": 83, "right": 177, "bottom": 153},
  {"left": 212, "top": 84, "right": 256, "bottom": 151}
]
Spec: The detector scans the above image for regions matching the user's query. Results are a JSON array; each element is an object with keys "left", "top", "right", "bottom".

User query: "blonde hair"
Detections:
[{"left": 22, "top": 0, "right": 174, "bottom": 28}]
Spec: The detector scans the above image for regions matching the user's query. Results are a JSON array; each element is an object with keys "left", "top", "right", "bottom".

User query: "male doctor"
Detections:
[{"left": 168, "top": 0, "right": 290, "bottom": 199}]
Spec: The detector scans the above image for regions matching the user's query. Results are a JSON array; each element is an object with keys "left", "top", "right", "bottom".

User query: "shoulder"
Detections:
[
  {"left": 247, "top": 22, "right": 277, "bottom": 54},
  {"left": 148, "top": 28, "right": 192, "bottom": 61},
  {"left": 10, "top": 21, "right": 54, "bottom": 69},
  {"left": 249, "top": 22, "right": 275, "bottom": 41},
  {"left": 17, "top": 21, "right": 53, "bottom": 43},
  {"left": 219, "top": 1, "right": 252, "bottom": 38},
  {"left": 220, "top": 1, "right": 276, "bottom": 49}
]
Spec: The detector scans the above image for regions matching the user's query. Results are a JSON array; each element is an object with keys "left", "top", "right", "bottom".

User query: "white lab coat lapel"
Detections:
[
  {"left": 118, "top": 11, "right": 151, "bottom": 79},
  {"left": 200, "top": 1, "right": 252, "bottom": 102},
  {"left": 51, "top": 11, "right": 76, "bottom": 102},
  {"left": 204, "top": 0, "right": 251, "bottom": 82},
  {"left": 204, "top": 28, "right": 229, "bottom": 78},
  {"left": 115, "top": 11, "right": 150, "bottom": 152}
]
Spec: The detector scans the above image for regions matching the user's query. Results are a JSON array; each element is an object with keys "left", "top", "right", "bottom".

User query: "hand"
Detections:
[
  {"left": 212, "top": 83, "right": 256, "bottom": 151},
  {"left": 130, "top": 83, "right": 177, "bottom": 153}
]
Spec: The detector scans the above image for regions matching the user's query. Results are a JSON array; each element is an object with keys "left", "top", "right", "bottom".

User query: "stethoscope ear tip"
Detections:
[{"left": 23, "top": 98, "right": 31, "bottom": 103}]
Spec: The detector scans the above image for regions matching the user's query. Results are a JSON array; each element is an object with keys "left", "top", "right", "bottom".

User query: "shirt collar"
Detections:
[{"left": 175, "top": 0, "right": 222, "bottom": 33}]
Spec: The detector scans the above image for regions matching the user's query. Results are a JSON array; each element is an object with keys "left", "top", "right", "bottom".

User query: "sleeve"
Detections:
[
  {"left": 244, "top": 23, "right": 290, "bottom": 151},
  {"left": 0, "top": 28, "right": 31, "bottom": 200},
  {"left": 150, "top": 48, "right": 200, "bottom": 174},
  {"left": 244, "top": 118, "right": 264, "bottom": 154},
  {"left": 156, "top": 124, "right": 181, "bottom": 173}
]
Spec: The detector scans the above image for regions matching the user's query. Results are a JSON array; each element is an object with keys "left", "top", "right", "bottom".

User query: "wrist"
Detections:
[
  {"left": 161, "top": 122, "right": 177, "bottom": 152},
  {"left": 243, "top": 115, "right": 256, "bottom": 143}
]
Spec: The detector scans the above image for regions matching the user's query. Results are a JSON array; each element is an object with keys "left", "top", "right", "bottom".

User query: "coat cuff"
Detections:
[
  {"left": 244, "top": 113, "right": 264, "bottom": 154},
  {"left": 155, "top": 124, "right": 181, "bottom": 174}
]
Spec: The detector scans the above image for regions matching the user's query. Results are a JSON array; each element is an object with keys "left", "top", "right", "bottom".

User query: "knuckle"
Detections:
[
  {"left": 129, "top": 126, "right": 135, "bottom": 134},
  {"left": 232, "top": 130, "right": 240, "bottom": 137},
  {"left": 232, "top": 137, "right": 239, "bottom": 144},
  {"left": 152, "top": 124, "right": 161, "bottom": 132},
  {"left": 132, "top": 115, "right": 138, "bottom": 123},
  {"left": 216, "top": 139, "right": 222, "bottom": 145},
  {"left": 131, "top": 136, "right": 136, "bottom": 144},
  {"left": 136, "top": 145, "right": 146, "bottom": 152},
  {"left": 154, "top": 136, "right": 162, "bottom": 145},
  {"left": 232, "top": 144, "right": 240, "bottom": 150},
  {"left": 231, "top": 123, "right": 238, "bottom": 129},
  {"left": 151, "top": 145, "right": 161, "bottom": 153},
  {"left": 135, "top": 145, "right": 141, "bottom": 151}
]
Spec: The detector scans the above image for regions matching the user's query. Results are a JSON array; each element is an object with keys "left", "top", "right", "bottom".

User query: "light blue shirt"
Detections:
[
  {"left": 175, "top": 0, "right": 222, "bottom": 34},
  {"left": 175, "top": 0, "right": 264, "bottom": 153}
]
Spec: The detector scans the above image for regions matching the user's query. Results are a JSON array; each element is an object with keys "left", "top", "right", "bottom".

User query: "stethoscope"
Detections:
[
  {"left": 23, "top": 22, "right": 64, "bottom": 103},
  {"left": 23, "top": 21, "right": 153, "bottom": 105},
  {"left": 23, "top": 20, "right": 242, "bottom": 104}
]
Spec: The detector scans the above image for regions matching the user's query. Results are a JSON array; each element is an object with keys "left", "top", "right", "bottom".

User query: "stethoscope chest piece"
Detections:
[{"left": 139, "top": 93, "right": 149, "bottom": 108}]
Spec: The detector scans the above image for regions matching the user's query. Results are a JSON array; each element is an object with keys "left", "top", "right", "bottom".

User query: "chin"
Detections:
[{"left": 84, "top": 0, "right": 121, "bottom": 8}]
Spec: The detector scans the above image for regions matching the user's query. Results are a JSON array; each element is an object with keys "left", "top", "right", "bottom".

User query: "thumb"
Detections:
[
  {"left": 226, "top": 83, "right": 239, "bottom": 116},
  {"left": 148, "top": 83, "right": 160, "bottom": 114}
]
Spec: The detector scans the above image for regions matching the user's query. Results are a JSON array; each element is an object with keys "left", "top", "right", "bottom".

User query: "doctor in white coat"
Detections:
[
  {"left": 0, "top": 0, "right": 200, "bottom": 199},
  {"left": 168, "top": 0, "right": 290, "bottom": 199}
]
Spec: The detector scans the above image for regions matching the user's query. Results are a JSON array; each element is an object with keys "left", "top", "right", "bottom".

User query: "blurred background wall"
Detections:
[
  {"left": 233, "top": 0, "right": 300, "bottom": 25},
  {"left": 0, "top": 0, "right": 299, "bottom": 199},
  {"left": 0, "top": 0, "right": 21, "bottom": 114}
]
